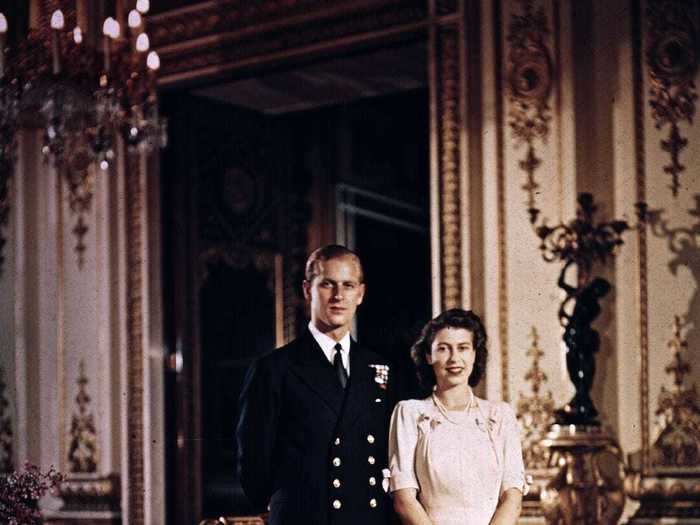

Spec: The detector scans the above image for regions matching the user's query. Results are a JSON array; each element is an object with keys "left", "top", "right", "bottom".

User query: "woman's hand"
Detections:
[
  {"left": 392, "top": 488, "right": 434, "bottom": 525},
  {"left": 489, "top": 488, "right": 522, "bottom": 525}
]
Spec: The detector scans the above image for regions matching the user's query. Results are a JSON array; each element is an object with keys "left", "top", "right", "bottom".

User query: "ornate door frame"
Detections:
[{"left": 140, "top": 1, "right": 480, "bottom": 523}]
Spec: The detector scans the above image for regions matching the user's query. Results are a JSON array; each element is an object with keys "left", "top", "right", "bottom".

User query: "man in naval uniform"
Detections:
[{"left": 237, "top": 244, "right": 393, "bottom": 525}]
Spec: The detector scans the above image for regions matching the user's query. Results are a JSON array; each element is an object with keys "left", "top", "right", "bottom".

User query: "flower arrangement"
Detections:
[{"left": 0, "top": 463, "right": 62, "bottom": 525}]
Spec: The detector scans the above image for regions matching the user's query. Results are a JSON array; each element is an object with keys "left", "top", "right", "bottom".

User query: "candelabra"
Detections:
[
  {"left": 535, "top": 193, "right": 639, "bottom": 425},
  {"left": 0, "top": 0, "right": 166, "bottom": 268}
]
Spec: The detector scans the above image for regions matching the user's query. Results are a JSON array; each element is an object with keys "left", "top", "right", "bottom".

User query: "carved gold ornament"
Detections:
[
  {"left": 506, "top": 0, "right": 553, "bottom": 224},
  {"left": 516, "top": 326, "right": 555, "bottom": 471},
  {"left": 59, "top": 472, "right": 120, "bottom": 512},
  {"left": 541, "top": 426, "right": 626, "bottom": 525},
  {"left": 652, "top": 316, "right": 700, "bottom": 469},
  {"left": 646, "top": 0, "right": 699, "bottom": 196},
  {"left": 625, "top": 316, "right": 700, "bottom": 523},
  {"left": 67, "top": 359, "right": 98, "bottom": 473}
]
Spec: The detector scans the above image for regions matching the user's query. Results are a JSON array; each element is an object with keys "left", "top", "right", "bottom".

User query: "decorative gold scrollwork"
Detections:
[
  {"left": 506, "top": 0, "right": 554, "bottom": 225},
  {"left": 652, "top": 316, "right": 700, "bottom": 468},
  {"left": 67, "top": 359, "right": 98, "bottom": 473},
  {"left": 646, "top": 0, "right": 699, "bottom": 196},
  {"left": 435, "top": 26, "right": 463, "bottom": 309},
  {"left": 540, "top": 425, "right": 626, "bottom": 525},
  {"left": 516, "top": 326, "right": 555, "bottom": 471},
  {"left": 625, "top": 316, "right": 700, "bottom": 523}
]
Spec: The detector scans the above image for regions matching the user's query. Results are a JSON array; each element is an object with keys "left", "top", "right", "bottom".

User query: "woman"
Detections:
[{"left": 388, "top": 309, "right": 524, "bottom": 525}]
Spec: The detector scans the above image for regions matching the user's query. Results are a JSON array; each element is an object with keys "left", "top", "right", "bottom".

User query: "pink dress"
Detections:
[{"left": 388, "top": 395, "right": 525, "bottom": 525}]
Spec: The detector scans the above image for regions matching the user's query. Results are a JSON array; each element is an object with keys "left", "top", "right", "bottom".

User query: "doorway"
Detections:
[{"left": 160, "top": 42, "right": 430, "bottom": 523}]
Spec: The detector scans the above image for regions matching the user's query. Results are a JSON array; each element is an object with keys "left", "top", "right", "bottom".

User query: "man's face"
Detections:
[{"left": 303, "top": 256, "right": 365, "bottom": 336}]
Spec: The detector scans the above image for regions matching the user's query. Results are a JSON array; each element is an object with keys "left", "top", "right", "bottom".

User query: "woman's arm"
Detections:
[
  {"left": 489, "top": 487, "right": 522, "bottom": 525},
  {"left": 392, "top": 488, "right": 434, "bottom": 525},
  {"left": 490, "top": 403, "right": 526, "bottom": 525}
]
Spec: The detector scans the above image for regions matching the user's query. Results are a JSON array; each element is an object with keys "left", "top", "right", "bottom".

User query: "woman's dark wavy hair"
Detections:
[{"left": 411, "top": 308, "right": 488, "bottom": 391}]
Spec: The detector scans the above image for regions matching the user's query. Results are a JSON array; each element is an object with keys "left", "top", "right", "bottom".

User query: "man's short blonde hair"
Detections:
[{"left": 304, "top": 245, "right": 364, "bottom": 283}]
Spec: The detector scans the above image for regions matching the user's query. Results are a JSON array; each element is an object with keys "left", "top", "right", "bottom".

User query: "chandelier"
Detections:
[{"left": 0, "top": 0, "right": 166, "bottom": 269}]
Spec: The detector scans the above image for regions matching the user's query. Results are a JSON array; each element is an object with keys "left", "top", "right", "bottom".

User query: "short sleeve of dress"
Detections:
[
  {"left": 388, "top": 401, "right": 420, "bottom": 492},
  {"left": 499, "top": 403, "right": 526, "bottom": 495}
]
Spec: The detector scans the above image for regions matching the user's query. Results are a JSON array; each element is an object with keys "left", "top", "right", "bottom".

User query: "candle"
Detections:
[
  {"left": 146, "top": 50, "right": 160, "bottom": 71},
  {"left": 102, "top": 17, "right": 120, "bottom": 73},
  {"left": 128, "top": 10, "right": 142, "bottom": 30},
  {"left": 0, "top": 13, "right": 7, "bottom": 80},
  {"left": 128, "top": 10, "right": 142, "bottom": 53},
  {"left": 136, "top": 0, "right": 150, "bottom": 14},
  {"left": 50, "top": 10, "right": 64, "bottom": 75},
  {"left": 136, "top": 33, "right": 149, "bottom": 53},
  {"left": 73, "top": 26, "right": 83, "bottom": 44},
  {"left": 102, "top": 18, "right": 113, "bottom": 73}
]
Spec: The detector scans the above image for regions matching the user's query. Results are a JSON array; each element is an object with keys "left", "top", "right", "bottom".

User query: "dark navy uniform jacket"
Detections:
[{"left": 237, "top": 329, "right": 393, "bottom": 525}]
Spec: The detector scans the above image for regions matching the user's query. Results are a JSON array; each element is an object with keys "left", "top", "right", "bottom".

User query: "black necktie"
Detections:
[{"left": 333, "top": 343, "right": 348, "bottom": 389}]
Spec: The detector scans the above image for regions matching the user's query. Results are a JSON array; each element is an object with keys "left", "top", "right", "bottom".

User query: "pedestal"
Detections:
[
  {"left": 540, "top": 424, "right": 625, "bottom": 525},
  {"left": 625, "top": 469, "right": 700, "bottom": 524},
  {"left": 43, "top": 473, "right": 121, "bottom": 524}
]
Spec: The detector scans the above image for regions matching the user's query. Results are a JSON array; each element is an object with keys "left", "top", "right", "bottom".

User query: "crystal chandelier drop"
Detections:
[{"left": 0, "top": 0, "right": 166, "bottom": 269}]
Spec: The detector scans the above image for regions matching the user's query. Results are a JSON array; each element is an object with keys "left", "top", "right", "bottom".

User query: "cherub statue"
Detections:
[{"left": 555, "top": 260, "right": 611, "bottom": 424}]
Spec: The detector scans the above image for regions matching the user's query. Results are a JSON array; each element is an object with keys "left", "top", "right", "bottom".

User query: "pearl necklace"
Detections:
[{"left": 432, "top": 388, "right": 475, "bottom": 416}]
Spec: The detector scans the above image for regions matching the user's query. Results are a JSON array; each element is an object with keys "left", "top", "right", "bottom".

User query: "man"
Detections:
[{"left": 237, "top": 245, "right": 393, "bottom": 525}]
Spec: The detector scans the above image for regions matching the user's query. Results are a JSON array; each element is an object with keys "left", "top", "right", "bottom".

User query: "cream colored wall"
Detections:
[
  {"left": 0, "top": 134, "right": 165, "bottom": 522},
  {"left": 479, "top": 0, "right": 700, "bottom": 520}
]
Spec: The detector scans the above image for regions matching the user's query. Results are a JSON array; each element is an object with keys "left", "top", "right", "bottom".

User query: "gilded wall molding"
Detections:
[
  {"left": 516, "top": 329, "right": 555, "bottom": 519},
  {"left": 516, "top": 327, "right": 555, "bottom": 471},
  {"left": 0, "top": 367, "right": 13, "bottom": 473},
  {"left": 625, "top": 317, "right": 700, "bottom": 522},
  {"left": 67, "top": 360, "right": 98, "bottom": 474},
  {"left": 632, "top": 0, "right": 652, "bottom": 474},
  {"left": 61, "top": 162, "right": 95, "bottom": 269},
  {"left": 645, "top": 0, "right": 699, "bottom": 197},
  {"left": 59, "top": 473, "right": 121, "bottom": 513},
  {"left": 434, "top": 24, "right": 463, "bottom": 310},
  {"left": 126, "top": 152, "right": 145, "bottom": 524},
  {"left": 652, "top": 316, "right": 699, "bottom": 468},
  {"left": 493, "top": 0, "right": 509, "bottom": 402},
  {"left": 149, "top": 0, "right": 417, "bottom": 49},
  {"left": 506, "top": 0, "right": 553, "bottom": 225},
  {"left": 151, "top": 1, "right": 428, "bottom": 85}
]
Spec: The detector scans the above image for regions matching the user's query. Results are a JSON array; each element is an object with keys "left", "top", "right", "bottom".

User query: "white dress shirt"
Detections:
[{"left": 308, "top": 321, "right": 351, "bottom": 376}]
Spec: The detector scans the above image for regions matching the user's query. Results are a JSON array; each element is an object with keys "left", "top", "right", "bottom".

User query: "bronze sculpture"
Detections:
[{"left": 535, "top": 192, "right": 632, "bottom": 425}]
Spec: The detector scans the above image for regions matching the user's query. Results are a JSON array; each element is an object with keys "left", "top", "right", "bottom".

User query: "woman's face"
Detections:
[{"left": 427, "top": 327, "right": 475, "bottom": 390}]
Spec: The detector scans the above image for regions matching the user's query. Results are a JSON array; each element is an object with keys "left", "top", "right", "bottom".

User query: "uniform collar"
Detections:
[{"left": 308, "top": 321, "right": 351, "bottom": 364}]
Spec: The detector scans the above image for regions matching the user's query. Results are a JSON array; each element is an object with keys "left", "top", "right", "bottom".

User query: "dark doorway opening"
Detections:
[{"left": 161, "top": 41, "right": 430, "bottom": 524}]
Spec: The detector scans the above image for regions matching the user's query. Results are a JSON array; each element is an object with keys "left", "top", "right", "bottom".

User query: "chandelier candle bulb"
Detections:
[
  {"left": 102, "top": 17, "right": 118, "bottom": 72},
  {"left": 136, "top": 33, "right": 149, "bottom": 53},
  {"left": 0, "top": 1, "right": 166, "bottom": 272},
  {"left": 50, "top": 10, "right": 64, "bottom": 75},
  {"left": 50, "top": 9, "right": 64, "bottom": 29},
  {"left": 0, "top": 13, "right": 6, "bottom": 80},
  {"left": 128, "top": 10, "right": 142, "bottom": 30},
  {"left": 146, "top": 50, "right": 160, "bottom": 71},
  {"left": 136, "top": 0, "right": 150, "bottom": 14}
]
